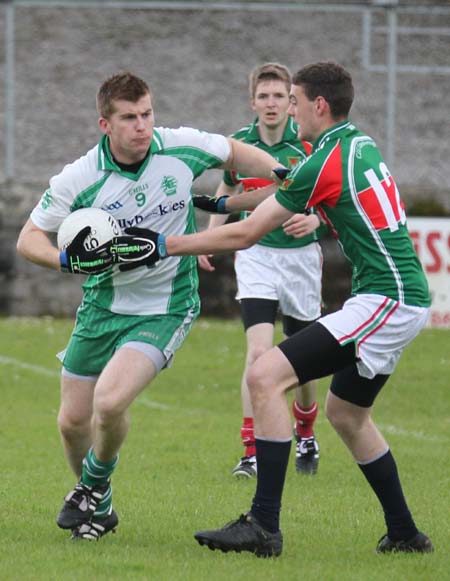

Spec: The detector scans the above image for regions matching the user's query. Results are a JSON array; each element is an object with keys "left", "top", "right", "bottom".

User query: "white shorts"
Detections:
[
  {"left": 319, "top": 294, "right": 430, "bottom": 379},
  {"left": 234, "top": 243, "right": 323, "bottom": 321}
]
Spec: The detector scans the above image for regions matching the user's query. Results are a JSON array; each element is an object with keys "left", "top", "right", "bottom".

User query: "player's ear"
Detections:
[
  {"left": 98, "top": 117, "right": 109, "bottom": 135},
  {"left": 315, "top": 96, "right": 329, "bottom": 117}
]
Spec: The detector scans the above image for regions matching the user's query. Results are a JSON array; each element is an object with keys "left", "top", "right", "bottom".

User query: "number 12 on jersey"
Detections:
[{"left": 359, "top": 163, "right": 406, "bottom": 232}]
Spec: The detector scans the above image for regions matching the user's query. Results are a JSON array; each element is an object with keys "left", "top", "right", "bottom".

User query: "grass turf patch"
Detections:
[{"left": 0, "top": 317, "right": 448, "bottom": 580}]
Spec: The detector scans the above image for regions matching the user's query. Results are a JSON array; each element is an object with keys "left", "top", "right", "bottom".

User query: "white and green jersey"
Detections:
[
  {"left": 31, "top": 127, "right": 230, "bottom": 315},
  {"left": 276, "top": 121, "right": 430, "bottom": 307}
]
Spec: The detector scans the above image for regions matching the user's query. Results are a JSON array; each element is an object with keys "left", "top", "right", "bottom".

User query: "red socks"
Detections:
[
  {"left": 241, "top": 402, "right": 318, "bottom": 456},
  {"left": 292, "top": 401, "right": 318, "bottom": 439},
  {"left": 241, "top": 417, "right": 256, "bottom": 457}
]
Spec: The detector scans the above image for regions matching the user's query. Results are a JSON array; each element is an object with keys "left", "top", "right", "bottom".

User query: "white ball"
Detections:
[{"left": 57, "top": 208, "right": 121, "bottom": 251}]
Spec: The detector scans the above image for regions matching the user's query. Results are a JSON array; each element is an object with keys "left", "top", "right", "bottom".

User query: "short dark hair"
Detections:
[
  {"left": 249, "top": 62, "right": 291, "bottom": 99},
  {"left": 96, "top": 72, "right": 151, "bottom": 119},
  {"left": 292, "top": 62, "right": 354, "bottom": 119}
]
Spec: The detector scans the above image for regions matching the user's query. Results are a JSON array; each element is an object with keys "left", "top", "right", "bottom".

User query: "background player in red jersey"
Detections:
[
  {"left": 198, "top": 63, "right": 325, "bottom": 478},
  {"left": 111, "top": 62, "right": 433, "bottom": 557}
]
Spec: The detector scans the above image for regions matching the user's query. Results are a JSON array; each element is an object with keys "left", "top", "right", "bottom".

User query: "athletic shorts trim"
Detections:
[
  {"left": 61, "top": 341, "right": 167, "bottom": 380},
  {"left": 335, "top": 296, "right": 398, "bottom": 349},
  {"left": 60, "top": 302, "right": 198, "bottom": 376},
  {"left": 119, "top": 341, "right": 167, "bottom": 374},
  {"left": 61, "top": 368, "right": 98, "bottom": 382},
  {"left": 319, "top": 294, "right": 429, "bottom": 379}
]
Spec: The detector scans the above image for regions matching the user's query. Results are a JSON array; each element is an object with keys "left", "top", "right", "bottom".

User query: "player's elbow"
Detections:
[
  {"left": 237, "top": 230, "right": 260, "bottom": 249},
  {"left": 16, "top": 230, "right": 34, "bottom": 260},
  {"left": 241, "top": 219, "right": 268, "bottom": 248},
  {"left": 235, "top": 209, "right": 272, "bottom": 249},
  {"left": 16, "top": 232, "right": 27, "bottom": 257},
  {"left": 16, "top": 220, "right": 36, "bottom": 258}
]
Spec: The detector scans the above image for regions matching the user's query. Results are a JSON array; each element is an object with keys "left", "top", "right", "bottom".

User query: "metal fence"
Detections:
[{"left": 1, "top": 0, "right": 450, "bottom": 195}]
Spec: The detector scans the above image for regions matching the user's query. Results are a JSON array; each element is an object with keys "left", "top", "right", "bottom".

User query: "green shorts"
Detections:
[{"left": 61, "top": 301, "right": 199, "bottom": 376}]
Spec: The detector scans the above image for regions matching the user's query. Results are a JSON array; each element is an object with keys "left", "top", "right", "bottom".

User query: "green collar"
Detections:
[
  {"left": 313, "top": 121, "right": 352, "bottom": 152},
  {"left": 245, "top": 117, "right": 299, "bottom": 145},
  {"left": 97, "top": 130, "right": 163, "bottom": 178}
]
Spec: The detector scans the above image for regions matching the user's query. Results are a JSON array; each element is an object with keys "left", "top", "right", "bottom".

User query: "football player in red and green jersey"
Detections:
[
  {"left": 119, "top": 62, "right": 433, "bottom": 556},
  {"left": 198, "top": 63, "right": 325, "bottom": 478}
]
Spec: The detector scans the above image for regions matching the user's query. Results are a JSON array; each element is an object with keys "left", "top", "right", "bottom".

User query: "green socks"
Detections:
[{"left": 81, "top": 447, "right": 118, "bottom": 517}]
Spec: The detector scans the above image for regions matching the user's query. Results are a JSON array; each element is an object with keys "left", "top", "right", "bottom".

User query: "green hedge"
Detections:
[{"left": 406, "top": 197, "right": 450, "bottom": 217}]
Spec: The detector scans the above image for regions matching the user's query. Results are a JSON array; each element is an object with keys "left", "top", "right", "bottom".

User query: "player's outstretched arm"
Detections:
[
  {"left": 170, "top": 196, "right": 293, "bottom": 257},
  {"left": 194, "top": 139, "right": 288, "bottom": 216},
  {"left": 193, "top": 183, "right": 278, "bottom": 215},
  {"left": 111, "top": 198, "right": 293, "bottom": 265},
  {"left": 223, "top": 138, "right": 288, "bottom": 184},
  {"left": 226, "top": 183, "right": 278, "bottom": 212}
]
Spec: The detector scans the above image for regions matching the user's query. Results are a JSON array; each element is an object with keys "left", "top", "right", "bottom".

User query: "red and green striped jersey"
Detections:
[
  {"left": 223, "top": 117, "right": 326, "bottom": 248},
  {"left": 275, "top": 121, "right": 430, "bottom": 306}
]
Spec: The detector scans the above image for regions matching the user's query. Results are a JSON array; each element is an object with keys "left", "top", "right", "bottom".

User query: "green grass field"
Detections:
[{"left": 0, "top": 317, "right": 448, "bottom": 580}]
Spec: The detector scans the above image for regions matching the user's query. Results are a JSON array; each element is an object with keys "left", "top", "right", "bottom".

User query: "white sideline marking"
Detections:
[
  {"left": 310, "top": 419, "right": 448, "bottom": 443},
  {"left": 0, "top": 355, "right": 60, "bottom": 378},
  {"left": 136, "top": 396, "right": 171, "bottom": 411},
  {"left": 0, "top": 354, "right": 171, "bottom": 410},
  {"left": 2, "top": 355, "right": 448, "bottom": 439},
  {"left": 378, "top": 423, "right": 450, "bottom": 443}
]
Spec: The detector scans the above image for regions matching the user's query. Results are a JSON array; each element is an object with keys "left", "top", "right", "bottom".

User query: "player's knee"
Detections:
[
  {"left": 94, "top": 392, "right": 126, "bottom": 425},
  {"left": 325, "top": 398, "right": 366, "bottom": 435},
  {"left": 246, "top": 362, "right": 272, "bottom": 402},
  {"left": 57, "top": 409, "right": 90, "bottom": 439},
  {"left": 246, "top": 344, "right": 270, "bottom": 366}
]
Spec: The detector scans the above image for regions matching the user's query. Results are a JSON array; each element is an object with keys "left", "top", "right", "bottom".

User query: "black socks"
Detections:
[
  {"left": 358, "top": 449, "right": 418, "bottom": 541},
  {"left": 250, "top": 438, "right": 292, "bottom": 533}
]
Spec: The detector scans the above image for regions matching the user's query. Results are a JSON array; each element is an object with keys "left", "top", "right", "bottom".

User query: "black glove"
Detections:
[
  {"left": 59, "top": 226, "right": 112, "bottom": 275},
  {"left": 110, "top": 227, "right": 167, "bottom": 272},
  {"left": 192, "top": 195, "right": 230, "bottom": 214},
  {"left": 271, "top": 167, "right": 290, "bottom": 184}
]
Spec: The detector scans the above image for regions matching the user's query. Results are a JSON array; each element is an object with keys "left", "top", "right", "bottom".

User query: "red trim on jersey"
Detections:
[
  {"left": 317, "top": 207, "right": 338, "bottom": 239},
  {"left": 301, "top": 140, "right": 313, "bottom": 156},
  {"left": 240, "top": 177, "right": 274, "bottom": 192},
  {"left": 308, "top": 142, "right": 343, "bottom": 208}
]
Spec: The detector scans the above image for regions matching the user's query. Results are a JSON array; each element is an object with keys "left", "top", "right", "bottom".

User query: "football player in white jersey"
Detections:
[{"left": 16, "top": 71, "right": 286, "bottom": 541}]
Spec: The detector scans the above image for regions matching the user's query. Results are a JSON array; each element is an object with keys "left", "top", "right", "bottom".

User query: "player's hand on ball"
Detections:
[
  {"left": 110, "top": 227, "right": 167, "bottom": 272},
  {"left": 192, "top": 195, "right": 230, "bottom": 214},
  {"left": 59, "top": 226, "right": 112, "bottom": 274}
]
